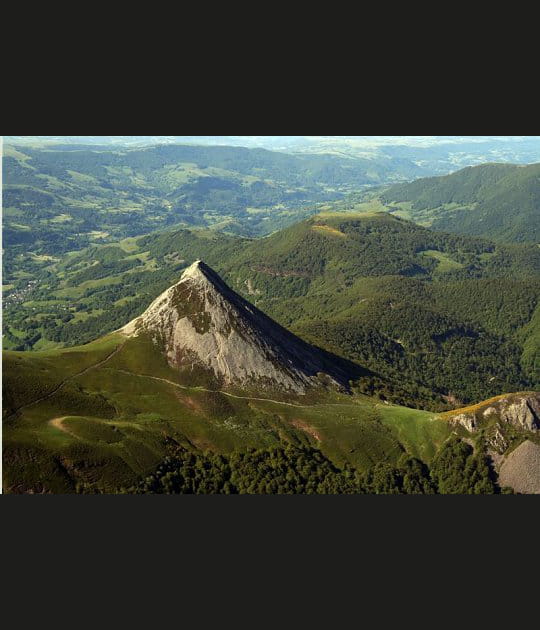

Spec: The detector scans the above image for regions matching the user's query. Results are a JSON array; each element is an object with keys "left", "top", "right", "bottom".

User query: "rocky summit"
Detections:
[{"left": 120, "top": 260, "right": 357, "bottom": 393}]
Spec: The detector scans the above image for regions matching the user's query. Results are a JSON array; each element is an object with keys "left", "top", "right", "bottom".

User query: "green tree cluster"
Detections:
[{"left": 122, "top": 439, "right": 502, "bottom": 495}]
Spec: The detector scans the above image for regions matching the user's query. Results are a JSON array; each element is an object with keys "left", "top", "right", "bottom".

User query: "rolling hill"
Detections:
[
  {"left": 7, "top": 136, "right": 540, "bottom": 173},
  {"left": 380, "top": 162, "right": 540, "bottom": 242},
  {"left": 218, "top": 212, "right": 540, "bottom": 403},
  {"left": 2, "top": 141, "right": 422, "bottom": 268}
]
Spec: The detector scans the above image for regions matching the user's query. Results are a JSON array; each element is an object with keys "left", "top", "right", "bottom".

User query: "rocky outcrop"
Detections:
[
  {"left": 451, "top": 412, "right": 478, "bottom": 432},
  {"left": 448, "top": 393, "right": 540, "bottom": 434},
  {"left": 500, "top": 396, "right": 540, "bottom": 432},
  {"left": 447, "top": 393, "right": 540, "bottom": 494},
  {"left": 486, "top": 426, "right": 509, "bottom": 454},
  {"left": 120, "top": 260, "right": 360, "bottom": 393}
]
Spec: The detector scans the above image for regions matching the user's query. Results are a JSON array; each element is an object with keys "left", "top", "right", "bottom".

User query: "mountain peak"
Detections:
[
  {"left": 180, "top": 259, "right": 226, "bottom": 288},
  {"left": 120, "top": 261, "right": 360, "bottom": 393},
  {"left": 181, "top": 259, "right": 205, "bottom": 279}
]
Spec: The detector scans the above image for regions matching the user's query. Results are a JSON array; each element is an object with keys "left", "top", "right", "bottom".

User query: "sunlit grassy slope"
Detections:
[{"left": 2, "top": 332, "right": 452, "bottom": 493}]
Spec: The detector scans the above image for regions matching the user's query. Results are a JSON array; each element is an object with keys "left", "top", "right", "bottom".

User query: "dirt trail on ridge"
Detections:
[{"left": 6, "top": 341, "right": 126, "bottom": 421}]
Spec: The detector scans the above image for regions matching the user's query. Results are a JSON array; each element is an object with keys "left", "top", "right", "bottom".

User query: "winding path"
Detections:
[
  {"left": 9, "top": 339, "right": 362, "bottom": 433},
  {"left": 110, "top": 368, "right": 313, "bottom": 408},
  {"left": 44, "top": 370, "right": 360, "bottom": 440},
  {"left": 48, "top": 416, "right": 80, "bottom": 438},
  {"left": 6, "top": 341, "right": 126, "bottom": 421}
]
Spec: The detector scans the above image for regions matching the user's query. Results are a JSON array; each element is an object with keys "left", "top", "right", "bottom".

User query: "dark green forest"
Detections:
[{"left": 117, "top": 438, "right": 502, "bottom": 495}]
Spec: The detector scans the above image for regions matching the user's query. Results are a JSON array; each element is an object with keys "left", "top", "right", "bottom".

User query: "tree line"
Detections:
[{"left": 114, "top": 438, "right": 505, "bottom": 495}]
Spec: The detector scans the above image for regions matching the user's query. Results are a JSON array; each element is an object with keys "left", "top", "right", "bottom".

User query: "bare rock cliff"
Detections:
[
  {"left": 448, "top": 392, "right": 540, "bottom": 434},
  {"left": 120, "top": 260, "right": 358, "bottom": 393}
]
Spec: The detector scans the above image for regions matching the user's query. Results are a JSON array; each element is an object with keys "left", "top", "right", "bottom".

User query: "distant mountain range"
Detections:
[
  {"left": 2, "top": 142, "right": 424, "bottom": 257},
  {"left": 6, "top": 135, "right": 540, "bottom": 173}
]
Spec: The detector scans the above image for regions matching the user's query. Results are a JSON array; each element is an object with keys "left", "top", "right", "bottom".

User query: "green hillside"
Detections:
[
  {"left": 5, "top": 212, "right": 538, "bottom": 407},
  {"left": 4, "top": 221, "right": 536, "bottom": 495},
  {"left": 3, "top": 283, "right": 524, "bottom": 496},
  {"left": 2, "top": 332, "right": 453, "bottom": 494},
  {"left": 2, "top": 141, "right": 424, "bottom": 283},
  {"left": 380, "top": 162, "right": 540, "bottom": 243},
  {"left": 216, "top": 212, "right": 539, "bottom": 403}
]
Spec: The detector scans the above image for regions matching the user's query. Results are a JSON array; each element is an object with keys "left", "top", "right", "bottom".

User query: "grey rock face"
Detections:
[
  {"left": 448, "top": 393, "right": 540, "bottom": 495},
  {"left": 498, "top": 440, "right": 540, "bottom": 494},
  {"left": 486, "top": 426, "right": 509, "bottom": 454},
  {"left": 500, "top": 397, "right": 540, "bottom": 432},
  {"left": 452, "top": 413, "right": 477, "bottom": 432},
  {"left": 120, "top": 260, "right": 356, "bottom": 393},
  {"left": 450, "top": 393, "right": 540, "bottom": 434}
]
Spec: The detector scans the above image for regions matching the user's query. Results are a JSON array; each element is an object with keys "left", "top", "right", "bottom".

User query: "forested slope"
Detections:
[{"left": 381, "top": 163, "right": 540, "bottom": 242}]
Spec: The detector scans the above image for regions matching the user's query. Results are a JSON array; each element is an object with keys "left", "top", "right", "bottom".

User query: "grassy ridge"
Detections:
[{"left": 217, "top": 213, "right": 539, "bottom": 403}]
